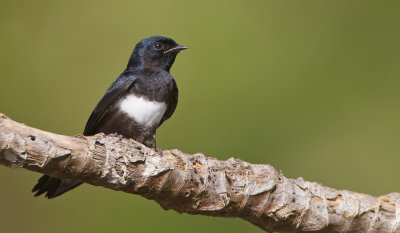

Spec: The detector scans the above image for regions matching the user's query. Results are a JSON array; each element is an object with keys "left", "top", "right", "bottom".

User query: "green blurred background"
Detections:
[{"left": 1, "top": 1, "right": 400, "bottom": 232}]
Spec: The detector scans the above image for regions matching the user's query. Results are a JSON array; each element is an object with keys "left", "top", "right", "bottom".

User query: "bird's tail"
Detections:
[{"left": 32, "top": 175, "right": 82, "bottom": 199}]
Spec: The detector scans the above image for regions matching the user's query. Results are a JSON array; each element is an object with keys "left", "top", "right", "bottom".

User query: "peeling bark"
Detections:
[{"left": 0, "top": 113, "right": 399, "bottom": 233}]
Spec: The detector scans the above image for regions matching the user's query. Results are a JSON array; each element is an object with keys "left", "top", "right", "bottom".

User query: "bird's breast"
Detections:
[{"left": 119, "top": 94, "right": 167, "bottom": 127}]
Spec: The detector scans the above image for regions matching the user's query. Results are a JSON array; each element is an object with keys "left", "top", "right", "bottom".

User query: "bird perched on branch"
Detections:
[{"left": 32, "top": 36, "right": 187, "bottom": 198}]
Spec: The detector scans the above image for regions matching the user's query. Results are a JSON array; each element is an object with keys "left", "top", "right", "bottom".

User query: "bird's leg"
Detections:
[{"left": 144, "top": 134, "right": 163, "bottom": 155}]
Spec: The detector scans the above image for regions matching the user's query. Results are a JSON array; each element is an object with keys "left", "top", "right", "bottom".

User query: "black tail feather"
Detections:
[{"left": 32, "top": 175, "right": 82, "bottom": 199}]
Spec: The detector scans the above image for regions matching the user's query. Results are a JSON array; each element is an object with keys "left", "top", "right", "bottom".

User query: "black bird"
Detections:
[{"left": 32, "top": 36, "right": 187, "bottom": 198}]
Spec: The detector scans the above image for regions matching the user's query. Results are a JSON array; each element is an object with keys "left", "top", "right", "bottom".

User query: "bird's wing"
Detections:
[
  {"left": 84, "top": 72, "right": 137, "bottom": 136},
  {"left": 158, "top": 79, "right": 178, "bottom": 127}
]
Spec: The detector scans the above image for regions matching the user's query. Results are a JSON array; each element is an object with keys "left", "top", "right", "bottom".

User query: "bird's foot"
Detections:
[
  {"left": 107, "top": 133, "right": 124, "bottom": 140},
  {"left": 156, "top": 147, "right": 163, "bottom": 155}
]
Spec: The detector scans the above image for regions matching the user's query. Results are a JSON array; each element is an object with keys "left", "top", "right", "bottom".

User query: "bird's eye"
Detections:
[{"left": 153, "top": 42, "right": 163, "bottom": 50}]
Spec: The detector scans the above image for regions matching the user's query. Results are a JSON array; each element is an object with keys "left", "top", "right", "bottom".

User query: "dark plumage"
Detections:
[{"left": 32, "top": 36, "right": 187, "bottom": 198}]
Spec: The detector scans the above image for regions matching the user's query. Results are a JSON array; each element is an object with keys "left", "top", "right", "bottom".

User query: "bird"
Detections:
[{"left": 32, "top": 36, "right": 187, "bottom": 198}]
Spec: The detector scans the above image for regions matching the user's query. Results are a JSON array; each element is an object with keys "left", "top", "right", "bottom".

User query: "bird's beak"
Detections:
[{"left": 164, "top": 45, "right": 188, "bottom": 54}]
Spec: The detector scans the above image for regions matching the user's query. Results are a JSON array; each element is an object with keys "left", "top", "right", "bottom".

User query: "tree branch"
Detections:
[{"left": 0, "top": 113, "right": 399, "bottom": 233}]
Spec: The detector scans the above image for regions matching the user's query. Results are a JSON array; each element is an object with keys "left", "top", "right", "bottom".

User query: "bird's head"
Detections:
[{"left": 127, "top": 36, "right": 187, "bottom": 72}]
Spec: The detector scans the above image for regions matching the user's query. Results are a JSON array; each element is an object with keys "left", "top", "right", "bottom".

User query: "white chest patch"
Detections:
[{"left": 119, "top": 95, "right": 167, "bottom": 127}]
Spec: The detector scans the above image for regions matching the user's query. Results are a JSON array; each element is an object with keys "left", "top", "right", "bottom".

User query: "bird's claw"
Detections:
[
  {"left": 108, "top": 133, "right": 124, "bottom": 140},
  {"left": 156, "top": 147, "right": 163, "bottom": 155}
]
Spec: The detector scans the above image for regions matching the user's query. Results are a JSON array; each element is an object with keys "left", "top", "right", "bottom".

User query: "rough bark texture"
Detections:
[{"left": 0, "top": 113, "right": 399, "bottom": 233}]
